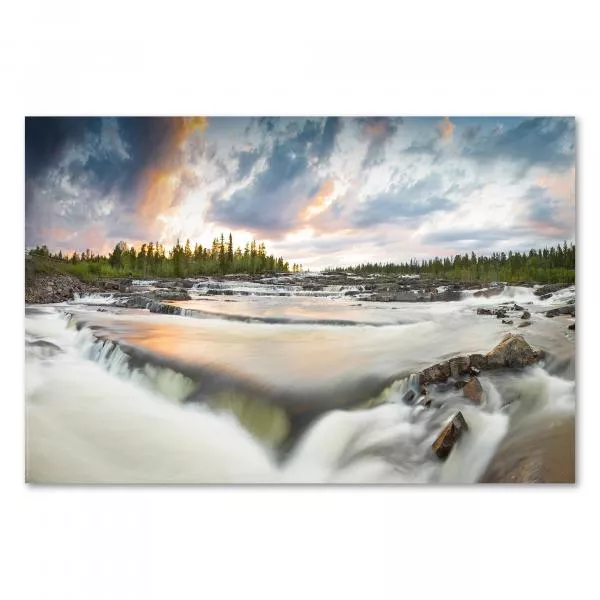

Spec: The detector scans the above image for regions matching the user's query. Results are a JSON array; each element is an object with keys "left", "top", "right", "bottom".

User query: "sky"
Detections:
[{"left": 25, "top": 116, "right": 576, "bottom": 269}]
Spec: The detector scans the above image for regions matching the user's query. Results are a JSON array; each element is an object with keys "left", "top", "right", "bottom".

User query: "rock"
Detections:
[
  {"left": 534, "top": 283, "right": 571, "bottom": 297},
  {"left": 402, "top": 390, "right": 417, "bottom": 405},
  {"left": 463, "top": 377, "right": 483, "bottom": 403},
  {"left": 449, "top": 356, "right": 470, "bottom": 378},
  {"left": 545, "top": 305, "right": 575, "bottom": 318},
  {"left": 568, "top": 323, "right": 575, "bottom": 331},
  {"left": 474, "top": 287, "right": 504, "bottom": 298},
  {"left": 513, "top": 304, "right": 524, "bottom": 311},
  {"left": 518, "top": 321, "right": 532, "bottom": 328},
  {"left": 481, "top": 416, "right": 574, "bottom": 483},
  {"left": 539, "top": 293, "right": 553, "bottom": 300},
  {"left": 150, "top": 290, "right": 192, "bottom": 301},
  {"left": 501, "top": 319, "right": 514, "bottom": 325},
  {"left": 422, "top": 361, "right": 451, "bottom": 384},
  {"left": 454, "top": 379, "right": 468, "bottom": 390},
  {"left": 125, "top": 295, "right": 153, "bottom": 309},
  {"left": 432, "top": 411, "right": 469, "bottom": 460},
  {"left": 148, "top": 302, "right": 183, "bottom": 315},
  {"left": 521, "top": 311, "right": 531, "bottom": 319},
  {"left": 469, "top": 354, "right": 487, "bottom": 370},
  {"left": 496, "top": 311, "right": 507, "bottom": 319},
  {"left": 477, "top": 308, "right": 493, "bottom": 315},
  {"left": 432, "top": 290, "right": 462, "bottom": 302},
  {"left": 485, "top": 334, "right": 540, "bottom": 369}
]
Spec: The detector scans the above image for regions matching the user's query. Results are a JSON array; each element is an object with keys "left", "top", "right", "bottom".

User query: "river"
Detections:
[{"left": 25, "top": 276, "right": 576, "bottom": 484}]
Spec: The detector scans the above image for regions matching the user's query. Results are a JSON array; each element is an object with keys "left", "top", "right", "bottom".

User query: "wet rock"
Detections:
[
  {"left": 463, "top": 377, "right": 483, "bottom": 403},
  {"left": 545, "top": 305, "right": 575, "bottom": 318},
  {"left": 501, "top": 319, "right": 514, "bottom": 325},
  {"left": 485, "top": 334, "right": 541, "bottom": 369},
  {"left": 454, "top": 379, "right": 468, "bottom": 390},
  {"left": 150, "top": 290, "right": 192, "bottom": 301},
  {"left": 568, "top": 323, "right": 575, "bottom": 331},
  {"left": 432, "top": 411, "right": 469, "bottom": 460},
  {"left": 518, "top": 321, "right": 532, "bottom": 328},
  {"left": 481, "top": 416, "right": 574, "bottom": 483},
  {"left": 402, "top": 389, "right": 417, "bottom": 405},
  {"left": 496, "top": 311, "right": 508, "bottom": 319},
  {"left": 513, "top": 304, "right": 524, "bottom": 311},
  {"left": 469, "top": 354, "right": 487, "bottom": 370},
  {"left": 534, "top": 283, "right": 571, "bottom": 297},
  {"left": 432, "top": 290, "right": 462, "bottom": 302},
  {"left": 477, "top": 308, "right": 493, "bottom": 315},
  {"left": 422, "top": 361, "right": 451, "bottom": 384},
  {"left": 125, "top": 295, "right": 153, "bottom": 309},
  {"left": 521, "top": 311, "right": 531, "bottom": 319},
  {"left": 474, "top": 286, "right": 504, "bottom": 298},
  {"left": 539, "top": 293, "right": 553, "bottom": 300},
  {"left": 148, "top": 302, "right": 183, "bottom": 315},
  {"left": 449, "top": 356, "right": 470, "bottom": 378}
]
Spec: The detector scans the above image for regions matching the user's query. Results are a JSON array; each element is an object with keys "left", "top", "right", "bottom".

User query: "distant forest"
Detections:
[
  {"left": 326, "top": 242, "right": 576, "bottom": 284},
  {"left": 28, "top": 234, "right": 302, "bottom": 279}
]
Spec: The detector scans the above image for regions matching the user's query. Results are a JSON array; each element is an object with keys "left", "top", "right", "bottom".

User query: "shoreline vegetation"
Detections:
[
  {"left": 27, "top": 233, "right": 302, "bottom": 282},
  {"left": 26, "top": 240, "right": 575, "bottom": 286},
  {"left": 325, "top": 242, "right": 575, "bottom": 284}
]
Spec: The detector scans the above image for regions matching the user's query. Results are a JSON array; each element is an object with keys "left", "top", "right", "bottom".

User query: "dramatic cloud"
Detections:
[{"left": 25, "top": 116, "right": 576, "bottom": 268}]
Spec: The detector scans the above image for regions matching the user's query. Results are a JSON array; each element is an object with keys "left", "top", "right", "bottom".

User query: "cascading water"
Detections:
[{"left": 25, "top": 279, "right": 576, "bottom": 484}]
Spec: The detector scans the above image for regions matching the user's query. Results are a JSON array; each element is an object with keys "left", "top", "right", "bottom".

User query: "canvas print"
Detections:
[{"left": 25, "top": 116, "right": 576, "bottom": 484}]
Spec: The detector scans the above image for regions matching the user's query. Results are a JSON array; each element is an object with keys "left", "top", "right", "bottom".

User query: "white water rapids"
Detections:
[{"left": 25, "top": 282, "right": 575, "bottom": 484}]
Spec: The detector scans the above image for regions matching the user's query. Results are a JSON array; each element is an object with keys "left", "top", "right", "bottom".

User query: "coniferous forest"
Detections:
[
  {"left": 326, "top": 242, "right": 575, "bottom": 284},
  {"left": 28, "top": 233, "right": 302, "bottom": 280}
]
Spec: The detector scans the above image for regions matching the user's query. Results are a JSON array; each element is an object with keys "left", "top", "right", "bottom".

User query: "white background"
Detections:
[{"left": 1, "top": 2, "right": 598, "bottom": 599}]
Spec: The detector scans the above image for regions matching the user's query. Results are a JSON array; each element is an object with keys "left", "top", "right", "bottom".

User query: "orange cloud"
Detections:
[
  {"left": 437, "top": 117, "right": 455, "bottom": 140},
  {"left": 300, "top": 180, "right": 335, "bottom": 221},
  {"left": 536, "top": 166, "right": 576, "bottom": 202},
  {"left": 136, "top": 117, "right": 208, "bottom": 238}
]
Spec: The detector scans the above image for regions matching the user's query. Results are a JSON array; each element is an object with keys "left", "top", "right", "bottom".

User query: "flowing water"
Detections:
[{"left": 25, "top": 279, "right": 576, "bottom": 484}]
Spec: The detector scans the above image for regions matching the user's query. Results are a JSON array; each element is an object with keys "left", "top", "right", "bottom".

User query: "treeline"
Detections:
[
  {"left": 28, "top": 233, "right": 302, "bottom": 279},
  {"left": 326, "top": 243, "right": 575, "bottom": 283}
]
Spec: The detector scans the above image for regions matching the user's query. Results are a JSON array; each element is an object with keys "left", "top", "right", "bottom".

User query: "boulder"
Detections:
[
  {"left": 521, "top": 311, "right": 531, "bottom": 319},
  {"left": 150, "top": 290, "right": 192, "bottom": 301},
  {"left": 545, "top": 305, "right": 575, "bottom": 318},
  {"left": 476, "top": 308, "right": 493, "bottom": 315},
  {"left": 469, "top": 354, "right": 487, "bottom": 370},
  {"left": 422, "top": 361, "right": 451, "bottom": 383},
  {"left": 474, "top": 287, "right": 504, "bottom": 298},
  {"left": 432, "top": 411, "right": 469, "bottom": 460},
  {"left": 568, "top": 323, "right": 575, "bottom": 331},
  {"left": 496, "top": 311, "right": 508, "bottom": 319},
  {"left": 534, "top": 283, "right": 571, "bottom": 297},
  {"left": 539, "top": 293, "right": 553, "bottom": 300},
  {"left": 449, "top": 356, "right": 470, "bottom": 378},
  {"left": 485, "top": 334, "right": 541, "bottom": 369},
  {"left": 402, "top": 390, "right": 417, "bottom": 405},
  {"left": 148, "top": 302, "right": 183, "bottom": 315},
  {"left": 463, "top": 377, "right": 483, "bottom": 403},
  {"left": 518, "top": 321, "right": 532, "bottom": 328},
  {"left": 125, "top": 295, "right": 153, "bottom": 309},
  {"left": 432, "top": 290, "right": 462, "bottom": 302},
  {"left": 501, "top": 319, "right": 514, "bottom": 325},
  {"left": 513, "top": 304, "right": 524, "bottom": 311}
]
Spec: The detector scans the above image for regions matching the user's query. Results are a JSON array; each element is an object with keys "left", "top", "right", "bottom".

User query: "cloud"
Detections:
[
  {"left": 356, "top": 117, "right": 403, "bottom": 167},
  {"left": 207, "top": 119, "right": 341, "bottom": 236},
  {"left": 463, "top": 117, "right": 575, "bottom": 170},
  {"left": 437, "top": 117, "right": 455, "bottom": 140},
  {"left": 350, "top": 173, "right": 455, "bottom": 227}
]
